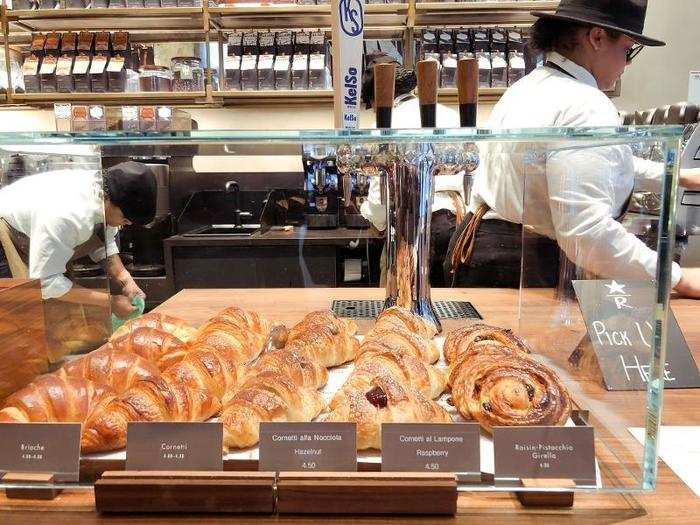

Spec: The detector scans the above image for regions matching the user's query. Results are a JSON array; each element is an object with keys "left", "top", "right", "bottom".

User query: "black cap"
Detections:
[
  {"left": 532, "top": 0, "right": 665, "bottom": 47},
  {"left": 104, "top": 161, "right": 157, "bottom": 226}
]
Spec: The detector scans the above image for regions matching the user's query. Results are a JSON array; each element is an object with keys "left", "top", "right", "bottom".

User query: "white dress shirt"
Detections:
[
  {"left": 468, "top": 51, "right": 681, "bottom": 285},
  {"left": 360, "top": 96, "right": 465, "bottom": 231},
  {"left": 0, "top": 170, "right": 119, "bottom": 299}
]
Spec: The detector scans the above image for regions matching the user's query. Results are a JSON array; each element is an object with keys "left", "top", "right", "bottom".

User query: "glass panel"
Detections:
[{"left": 0, "top": 127, "right": 683, "bottom": 494}]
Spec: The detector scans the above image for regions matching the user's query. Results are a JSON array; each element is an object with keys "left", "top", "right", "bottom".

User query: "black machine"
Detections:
[
  {"left": 342, "top": 169, "right": 371, "bottom": 229},
  {"left": 302, "top": 144, "right": 340, "bottom": 229}
]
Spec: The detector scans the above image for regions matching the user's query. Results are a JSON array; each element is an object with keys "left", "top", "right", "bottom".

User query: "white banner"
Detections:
[{"left": 332, "top": 0, "right": 365, "bottom": 129}]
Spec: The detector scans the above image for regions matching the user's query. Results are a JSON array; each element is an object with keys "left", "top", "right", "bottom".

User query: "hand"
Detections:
[
  {"left": 680, "top": 168, "right": 700, "bottom": 190},
  {"left": 111, "top": 294, "right": 136, "bottom": 319},
  {"left": 122, "top": 278, "right": 145, "bottom": 301},
  {"left": 674, "top": 268, "right": 700, "bottom": 299}
]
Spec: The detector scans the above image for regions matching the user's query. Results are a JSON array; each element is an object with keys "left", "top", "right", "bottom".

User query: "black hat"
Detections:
[
  {"left": 104, "top": 161, "right": 157, "bottom": 226},
  {"left": 532, "top": 0, "right": 665, "bottom": 47}
]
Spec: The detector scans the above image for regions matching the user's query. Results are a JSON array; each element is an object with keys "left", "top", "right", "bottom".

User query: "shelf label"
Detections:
[
  {"left": 573, "top": 280, "right": 700, "bottom": 390},
  {"left": 126, "top": 422, "right": 223, "bottom": 471},
  {"left": 0, "top": 423, "right": 80, "bottom": 483},
  {"left": 494, "top": 426, "right": 596, "bottom": 486},
  {"left": 259, "top": 422, "right": 356, "bottom": 472},
  {"left": 381, "top": 423, "right": 480, "bottom": 475}
]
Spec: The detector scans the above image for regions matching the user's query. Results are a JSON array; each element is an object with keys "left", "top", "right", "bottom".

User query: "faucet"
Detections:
[{"left": 225, "top": 180, "right": 242, "bottom": 227}]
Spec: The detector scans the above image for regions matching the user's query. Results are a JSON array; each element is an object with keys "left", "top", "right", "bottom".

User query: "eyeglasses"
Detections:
[{"left": 626, "top": 44, "right": 644, "bottom": 63}]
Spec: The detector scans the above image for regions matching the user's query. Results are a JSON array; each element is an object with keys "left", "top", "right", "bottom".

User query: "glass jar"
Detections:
[
  {"left": 139, "top": 66, "right": 173, "bottom": 92},
  {"left": 171, "top": 56, "right": 204, "bottom": 92}
]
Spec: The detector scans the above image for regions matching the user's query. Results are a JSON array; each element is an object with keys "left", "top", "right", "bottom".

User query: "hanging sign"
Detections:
[{"left": 331, "top": 0, "right": 365, "bottom": 129}]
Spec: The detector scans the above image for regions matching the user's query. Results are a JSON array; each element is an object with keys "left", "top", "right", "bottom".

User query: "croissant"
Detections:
[
  {"left": 371, "top": 306, "right": 438, "bottom": 340},
  {"left": 284, "top": 310, "right": 359, "bottom": 368},
  {"left": 325, "top": 373, "right": 451, "bottom": 450},
  {"left": 110, "top": 327, "right": 189, "bottom": 370},
  {"left": 81, "top": 377, "right": 220, "bottom": 453},
  {"left": 250, "top": 348, "right": 328, "bottom": 390},
  {"left": 209, "top": 306, "right": 272, "bottom": 346},
  {"left": 345, "top": 346, "right": 446, "bottom": 400},
  {"left": 450, "top": 351, "right": 571, "bottom": 432},
  {"left": 110, "top": 312, "right": 197, "bottom": 343},
  {"left": 220, "top": 370, "right": 326, "bottom": 449},
  {"left": 358, "top": 327, "right": 440, "bottom": 364},
  {"left": 0, "top": 375, "right": 113, "bottom": 423},
  {"left": 443, "top": 324, "right": 531, "bottom": 364},
  {"left": 58, "top": 347, "right": 161, "bottom": 393}
]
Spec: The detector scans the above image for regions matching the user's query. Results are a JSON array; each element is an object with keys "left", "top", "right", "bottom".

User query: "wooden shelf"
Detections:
[
  {"left": 216, "top": 89, "right": 334, "bottom": 105},
  {"left": 415, "top": 0, "right": 558, "bottom": 26},
  {"left": 10, "top": 91, "right": 207, "bottom": 107}
]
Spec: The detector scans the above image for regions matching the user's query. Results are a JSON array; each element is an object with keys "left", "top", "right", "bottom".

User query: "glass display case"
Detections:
[{"left": 0, "top": 125, "right": 687, "bottom": 510}]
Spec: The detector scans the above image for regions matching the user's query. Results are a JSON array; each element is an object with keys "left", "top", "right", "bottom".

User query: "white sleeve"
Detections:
[
  {"left": 89, "top": 226, "right": 119, "bottom": 262},
  {"left": 28, "top": 216, "right": 79, "bottom": 299},
  {"left": 360, "top": 175, "right": 387, "bottom": 231},
  {"left": 632, "top": 155, "right": 665, "bottom": 193},
  {"left": 546, "top": 146, "right": 682, "bottom": 287}
]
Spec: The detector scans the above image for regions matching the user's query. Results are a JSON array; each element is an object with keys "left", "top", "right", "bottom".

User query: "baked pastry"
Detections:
[
  {"left": 209, "top": 306, "right": 272, "bottom": 349},
  {"left": 284, "top": 310, "right": 359, "bottom": 368},
  {"left": 371, "top": 306, "right": 437, "bottom": 340},
  {"left": 0, "top": 375, "right": 112, "bottom": 423},
  {"left": 220, "top": 370, "right": 326, "bottom": 449},
  {"left": 358, "top": 326, "right": 440, "bottom": 364},
  {"left": 325, "top": 373, "right": 451, "bottom": 450},
  {"left": 81, "top": 377, "right": 220, "bottom": 453},
  {"left": 58, "top": 347, "right": 161, "bottom": 393},
  {"left": 110, "top": 327, "right": 189, "bottom": 371},
  {"left": 110, "top": 312, "right": 197, "bottom": 343},
  {"left": 447, "top": 343, "right": 524, "bottom": 387},
  {"left": 443, "top": 324, "right": 531, "bottom": 364},
  {"left": 450, "top": 351, "right": 571, "bottom": 431},
  {"left": 346, "top": 345, "right": 446, "bottom": 400},
  {"left": 250, "top": 348, "right": 328, "bottom": 390}
]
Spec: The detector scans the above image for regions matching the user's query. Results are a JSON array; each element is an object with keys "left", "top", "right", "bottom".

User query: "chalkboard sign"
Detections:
[{"left": 573, "top": 280, "right": 700, "bottom": 391}]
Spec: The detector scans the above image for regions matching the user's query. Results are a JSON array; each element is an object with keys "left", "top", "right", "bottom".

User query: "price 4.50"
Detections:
[
  {"left": 301, "top": 461, "right": 317, "bottom": 470},
  {"left": 424, "top": 462, "right": 441, "bottom": 471}
]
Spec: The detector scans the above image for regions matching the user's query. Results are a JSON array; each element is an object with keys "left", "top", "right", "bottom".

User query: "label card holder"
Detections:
[
  {"left": 0, "top": 423, "right": 80, "bottom": 483},
  {"left": 126, "top": 422, "right": 223, "bottom": 471},
  {"left": 259, "top": 422, "right": 356, "bottom": 472},
  {"left": 381, "top": 423, "right": 480, "bottom": 480},
  {"left": 493, "top": 426, "right": 596, "bottom": 487}
]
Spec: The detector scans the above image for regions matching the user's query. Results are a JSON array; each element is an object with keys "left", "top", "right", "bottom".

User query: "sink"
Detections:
[{"left": 183, "top": 224, "right": 260, "bottom": 237}]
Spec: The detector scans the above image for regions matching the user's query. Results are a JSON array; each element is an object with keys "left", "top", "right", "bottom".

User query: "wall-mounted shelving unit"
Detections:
[{"left": 0, "top": 1, "right": 558, "bottom": 109}]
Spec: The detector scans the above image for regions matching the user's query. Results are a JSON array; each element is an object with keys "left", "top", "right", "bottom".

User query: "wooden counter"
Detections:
[{"left": 1, "top": 288, "right": 698, "bottom": 523}]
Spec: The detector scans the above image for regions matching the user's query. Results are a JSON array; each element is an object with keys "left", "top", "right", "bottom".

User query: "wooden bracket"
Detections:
[
  {"left": 516, "top": 478, "right": 575, "bottom": 508},
  {"left": 2, "top": 472, "right": 62, "bottom": 500},
  {"left": 277, "top": 472, "right": 458, "bottom": 515},
  {"left": 94, "top": 471, "right": 275, "bottom": 514}
]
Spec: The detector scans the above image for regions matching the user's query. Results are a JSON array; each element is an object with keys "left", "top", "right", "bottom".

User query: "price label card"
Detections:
[
  {"left": 494, "top": 426, "right": 596, "bottom": 486},
  {"left": 0, "top": 423, "right": 80, "bottom": 482},
  {"left": 126, "top": 422, "right": 223, "bottom": 471},
  {"left": 381, "top": 423, "right": 480, "bottom": 474},
  {"left": 259, "top": 422, "right": 356, "bottom": 472}
]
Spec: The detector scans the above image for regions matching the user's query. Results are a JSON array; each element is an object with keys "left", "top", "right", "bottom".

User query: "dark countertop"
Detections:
[{"left": 164, "top": 226, "right": 384, "bottom": 247}]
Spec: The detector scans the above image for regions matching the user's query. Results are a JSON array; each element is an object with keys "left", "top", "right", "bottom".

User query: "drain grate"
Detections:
[{"left": 331, "top": 300, "right": 482, "bottom": 320}]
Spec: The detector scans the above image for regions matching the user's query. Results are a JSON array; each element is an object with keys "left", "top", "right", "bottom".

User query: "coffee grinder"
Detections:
[
  {"left": 342, "top": 167, "right": 371, "bottom": 229},
  {"left": 302, "top": 144, "right": 339, "bottom": 229}
]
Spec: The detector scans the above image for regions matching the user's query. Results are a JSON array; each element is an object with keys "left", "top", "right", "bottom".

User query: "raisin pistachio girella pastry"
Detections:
[
  {"left": 220, "top": 370, "right": 326, "bottom": 449},
  {"left": 57, "top": 347, "right": 161, "bottom": 393},
  {"left": 325, "top": 373, "right": 451, "bottom": 450},
  {"left": 0, "top": 375, "right": 113, "bottom": 423},
  {"left": 443, "top": 323, "right": 531, "bottom": 364},
  {"left": 110, "top": 326, "right": 189, "bottom": 371},
  {"left": 450, "top": 348, "right": 571, "bottom": 432},
  {"left": 370, "top": 306, "right": 438, "bottom": 340},
  {"left": 110, "top": 312, "right": 197, "bottom": 343},
  {"left": 284, "top": 310, "right": 359, "bottom": 368}
]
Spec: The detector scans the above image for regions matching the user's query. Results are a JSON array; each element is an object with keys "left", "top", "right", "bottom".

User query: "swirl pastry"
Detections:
[
  {"left": 451, "top": 352, "right": 571, "bottom": 431},
  {"left": 371, "top": 306, "right": 438, "bottom": 340},
  {"left": 443, "top": 323, "right": 531, "bottom": 364}
]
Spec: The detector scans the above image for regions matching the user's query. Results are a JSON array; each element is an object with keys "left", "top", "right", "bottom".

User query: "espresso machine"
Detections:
[{"left": 302, "top": 144, "right": 340, "bottom": 229}]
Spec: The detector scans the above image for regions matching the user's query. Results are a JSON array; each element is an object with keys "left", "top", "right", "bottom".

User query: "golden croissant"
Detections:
[
  {"left": 358, "top": 326, "right": 440, "bottom": 364},
  {"left": 110, "top": 312, "right": 197, "bottom": 343},
  {"left": 110, "top": 326, "right": 189, "bottom": 370},
  {"left": 371, "top": 306, "right": 438, "bottom": 340},
  {"left": 284, "top": 310, "right": 359, "bottom": 368},
  {"left": 0, "top": 374, "right": 113, "bottom": 423}
]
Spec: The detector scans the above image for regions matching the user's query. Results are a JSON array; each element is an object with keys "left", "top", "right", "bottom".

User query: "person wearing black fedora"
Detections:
[
  {"left": 445, "top": 0, "right": 700, "bottom": 298},
  {"left": 0, "top": 161, "right": 158, "bottom": 317}
]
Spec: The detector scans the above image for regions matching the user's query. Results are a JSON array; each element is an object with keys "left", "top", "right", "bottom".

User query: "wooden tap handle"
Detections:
[
  {"left": 374, "top": 62, "right": 396, "bottom": 129},
  {"left": 416, "top": 59, "right": 438, "bottom": 127},
  {"left": 457, "top": 58, "right": 478, "bottom": 127}
]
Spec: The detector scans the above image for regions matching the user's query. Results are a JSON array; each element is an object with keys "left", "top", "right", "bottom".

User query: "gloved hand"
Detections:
[{"left": 122, "top": 278, "right": 146, "bottom": 301}]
